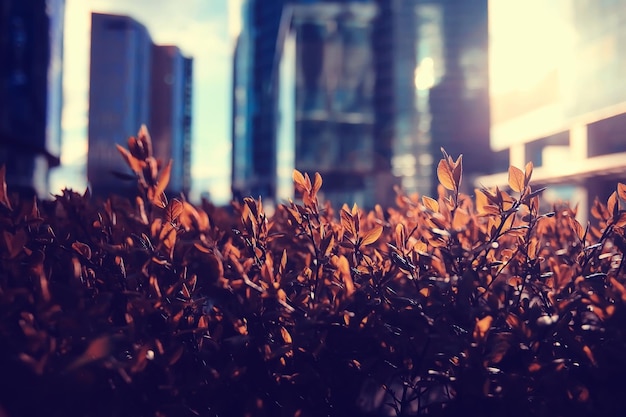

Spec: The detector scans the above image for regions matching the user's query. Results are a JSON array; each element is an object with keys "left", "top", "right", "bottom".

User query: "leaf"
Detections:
[
  {"left": 312, "top": 172, "right": 323, "bottom": 195},
  {"left": 607, "top": 191, "right": 619, "bottom": 218},
  {"left": 159, "top": 222, "right": 177, "bottom": 253},
  {"left": 66, "top": 336, "right": 112, "bottom": 371},
  {"left": 341, "top": 209, "right": 356, "bottom": 238},
  {"left": 280, "top": 327, "right": 292, "bottom": 344},
  {"left": 0, "top": 165, "right": 12, "bottom": 210},
  {"left": 508, "top": 165, "right": 525, "bottom": 193},
  {"left": 583, "top": 345, "right": 597, "bottom": 366},
  {"left": 116, "top": 144, "right": 142, "bottom": 174},
  {"left": 164, "top": 199, "right": 183, "bottom": 224},
  {"left": 568, "top": 217, "right": 586, "bottom": 242},
  {"left": 473, "top": 315, "right": 493, "bottom": 342},
  {"left": 437, "top": 159, "right": 455, "bottom": 191},
  {"left": 72, "top": 241, "right": 92, "bottom": 260},
  {"left": 524, "top": 161, "right": 534, "bottom": 186},
  {"left": 618, "top": 183, "right": 626, "bottom": 201},
  {"left": 422, "top": 195, "right": 439, "bottom": 212},
  {"left": 154, "top": 159, "right": 173, "bottom": 205},
  {"left": 137, "top": 124, "right": 153, "bottom": 157},
  {"left": 360, "top": 225, "right": 383, "bottom": 247},
  {"left": 452, "top": 154, "right": 463, "bottom": 188},
  {"left": 321, "top": 234, "right": 335, "bottom": 257},
  {"left": 293, "top": 169, "right": 307, "bottom": 190},
  {"left": 395, "top": 223, "right": 406, "bottom": 250}
]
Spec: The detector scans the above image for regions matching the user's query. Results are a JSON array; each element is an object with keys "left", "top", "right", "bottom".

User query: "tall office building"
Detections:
[
  {"left": 0, "top": 0, "right": 65, "bottom": 197},
  {"left": 232, "top": 0, "right": 287, "bottom": 201},
  {"left": 88, "top": 13, "right": 192, "bottom": 197},
  {"left": 232, "top": 0, "right": 490, "bottom": 207},
  {"left": 150, "top": 45, "right": 193, "bottom": 196}
]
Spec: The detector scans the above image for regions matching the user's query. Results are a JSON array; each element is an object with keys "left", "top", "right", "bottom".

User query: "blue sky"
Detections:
[{"left": 50, "top": 0, "right": 237, "bottom": 204}]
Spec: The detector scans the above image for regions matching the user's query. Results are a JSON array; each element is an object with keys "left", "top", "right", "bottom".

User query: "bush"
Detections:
[{"left": 2, "top": 127, "right": 626, "bottom": 417}]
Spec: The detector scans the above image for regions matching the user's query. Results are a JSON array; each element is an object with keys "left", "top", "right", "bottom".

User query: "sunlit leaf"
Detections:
[
  {"left": 524, "top": 161, "right": 534, "bottom": 186},
  {"left": 395, "top": 223, "right": 406, "bottom": 250},
  {"left": 0, "top": 165, "right": 12, "bottom": 210},
  {"left": 508, "top": 165, "right": 525, "bottom": 193},
  {"left": 116, "top": 144, "right": 142, "bottom": 174},
  {"left": 452, "top": 154, "right": 463, "bottom": 188},
  {"left": 607, "top": 191, "right": 618, "bottom": 218},
  {"left": 164, "top": 198, "right": 183, "bottom": 224},
  {"left": 618, "top": 182, "right": 626, "bottom": 201},
  {"left": 360, "top": 225, "right": 383, "bottom": 247},
  {"left": 568, "top": 217, "right": 586, "bottom": 242},
  {"left": 437, "top": 159, "right": 455, "bottom": 191},
  {"left": 473, "top": 315, "right": 493, "bottom": 342},
  {"left": 583, "top": 345, "right": 597, "bottom": 366},
  {"left": 280, "top": 327, "right": 292, "bottom": 344},
  {"left": 422, "top": 195, "right": 439, "bottom": 212},
  {"left": 312, "top": 172, "right": 323, "bottom": 195},
  {"left": 293, "top": 169, "right": 307, "bottom": 190}
]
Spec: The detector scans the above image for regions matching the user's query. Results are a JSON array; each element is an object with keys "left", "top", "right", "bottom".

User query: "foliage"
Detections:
[{"left": 2, "top": 128, "right": 626, "bottom": 416}]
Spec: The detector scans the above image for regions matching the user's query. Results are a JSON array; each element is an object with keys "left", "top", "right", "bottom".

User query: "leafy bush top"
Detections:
[{"left": 2, "top": 127, "right": 626, "bottom": 417}]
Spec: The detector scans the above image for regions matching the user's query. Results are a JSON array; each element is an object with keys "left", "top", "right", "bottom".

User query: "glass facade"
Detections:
[
  {"left": 0, "top": 0, "right": 64, "bottom": 196},
  {"left": 88, "top": 13, "right": 192, "bottom": 197}
]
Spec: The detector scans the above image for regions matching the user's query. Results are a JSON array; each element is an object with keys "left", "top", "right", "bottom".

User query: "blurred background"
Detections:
[{"left": 1, "top": 0, "right": 626, "bottom": 221}]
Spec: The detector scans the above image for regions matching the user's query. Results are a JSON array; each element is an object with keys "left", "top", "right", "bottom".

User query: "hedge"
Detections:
[{"left": 2, "top": 126, "right": 626, "bottom": 417}]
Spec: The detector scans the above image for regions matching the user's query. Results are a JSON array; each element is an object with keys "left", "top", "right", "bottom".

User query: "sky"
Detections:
[{"left": 50, "top": 0, "right": 236, "bottom": 205}]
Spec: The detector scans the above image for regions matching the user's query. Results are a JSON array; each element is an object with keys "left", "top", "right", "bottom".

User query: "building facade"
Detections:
[
  {"left": 88, "top": 13, "right": 192, "bottom": 197},
  {"left": 0, "top": 0, "right": 65, "bottom": 197},
  {"left": 232, "top": 0, "right": 490, "bottom": 207},
  {"left": 479, "top": 0, "right": 626, "bottom": 222},
  {"left": 150, "top": 45, "right": 193, "bottom": 196}
]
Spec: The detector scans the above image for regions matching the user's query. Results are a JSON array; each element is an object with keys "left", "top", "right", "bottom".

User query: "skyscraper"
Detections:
[
  {"left": 150, "top": 45, "right": 193, "bottom": 196},
  {"left": 232, "top": 0, "right": 490, "bottom": 207},
  {"left": 0, "top": 0, "right": 65, "bottom": 197},
  {"left": 88, "top": 13, "right": 192, "bottom": 197}
]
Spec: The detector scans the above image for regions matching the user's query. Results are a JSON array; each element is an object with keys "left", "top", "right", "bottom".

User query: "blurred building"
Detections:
[
  {"left": 0, "top": 0, "right": 65, "bottom": 197},
  {"left": 88, "top": 13, "right": 192, "bottom": 197},
  {"left": 479, "top": 0, "right": 626, "bottom": 222},
  {"left": 150, "top": 45, "right": 193, "bottom": 196},
  {"left": 232, "top": 0, "right": 288, "bottom": 201},
  {"left": 232, "top": 0, "right": 490, "bottom": 207}
]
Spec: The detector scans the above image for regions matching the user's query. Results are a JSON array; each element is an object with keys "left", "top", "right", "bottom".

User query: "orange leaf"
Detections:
[
  {"left": 583, "top": 345, "right": 597, "bottom": 366},
  {"left": 618, "top": 183, "right": 626, "bottom": 201},
  {"left": 473, "top": 315, "right": 493, "bottom": 342},
  {"left": 452, "top": 154, "right": 463, "bottom": 188},
  {"left": 422, "top": 196, "right": 439, "bottom": 212},
  {"left": 607, "top": 191, "right": 619, "bottom": 218},
  {"left": 395, "top": 223, "right": 406, "bottom": 250},
  {"left": 524, "top": 161, "right": 534, "bottom": 186},
  {"left": 137, "top": 124, "right": 153, "bottom": 157},
  {"left": 72, "top": 241, "right": 92, "bottom": 260},
  {"left": 116, "top": 144, "right": 142, "bottom": 174},
  {"left": 508, "top": 165, "right": 525, "bottom": 193},
  {"left": 437, "top": 159, "right": 455, "bottom": 191},
  {"left": 340, "top": 209, "right": 356, "bottom": 238},
  {"left": 312, "top": 172, "right": 323, "bottom": 195},
  {"left": 280, "top": 327, "right": 292, "bottom": 344},
  {"left": 159, "top": 222, "right": 177, "bottom": 253},
  {"left": 293, "top": 169, "right": 307, "bottom": 190},
  {"left": 149, "top": 160, "right": 172, "bottom": 208},
  {"left": 0, "top": 165, "right": 12, "bottom": 210},
  {"left": 360, "top": 225, "right": 383, "bottom": 247},
  {"left": 568, "top": 217, "right": 586, "bottom": 242},
  {"left": 164, "top": 199, "right": 183, "bottom": 225}
]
